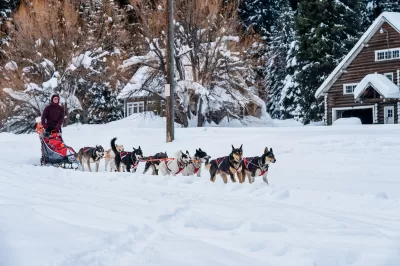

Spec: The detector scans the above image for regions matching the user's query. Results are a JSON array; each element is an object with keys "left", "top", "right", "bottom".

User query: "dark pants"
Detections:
[{"left": 44, "top": 126, "right": 62, "bottom": 137}]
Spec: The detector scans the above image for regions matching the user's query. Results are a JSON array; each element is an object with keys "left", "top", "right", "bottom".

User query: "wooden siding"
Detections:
[
  {"left": 125, "top": 95, "right": 165, "bottom": 117},
  {"left": 327, "top": 22, "right": 400, "bottom": 124}
]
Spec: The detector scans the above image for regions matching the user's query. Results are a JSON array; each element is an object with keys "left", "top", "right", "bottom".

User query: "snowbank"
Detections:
[
  {"left": 333, "top": 117, "right": 362, "bottom": 126},
  {"left": 1, "top": 121, "right": 400, "bottom": 266}
]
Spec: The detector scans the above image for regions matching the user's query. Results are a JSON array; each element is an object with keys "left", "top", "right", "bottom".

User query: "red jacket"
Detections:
[{"left": 41, "top": 94, "right": 64, "bottom": 129}]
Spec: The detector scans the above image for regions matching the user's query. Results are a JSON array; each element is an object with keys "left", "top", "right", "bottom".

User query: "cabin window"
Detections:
[
  {"left": 343, "top": 83, "right": 358, "bottom": 94},
  {"left": 384, "top": 72, "right": 394, "bottom": 82},
  {"left": 127, "top": 101, "right": 144, "bottom": 116},
  {"left": 375, "top": 48, "right": 400, "bottom": 61}
]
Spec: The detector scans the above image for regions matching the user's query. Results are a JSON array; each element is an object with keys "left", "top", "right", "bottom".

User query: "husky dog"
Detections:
[
  {"left": 111, "top": 137, "right": 143, "bottom": 173},
  {"left": 181, "top": 148, "right": 211, "bottom": 177},
  {"left": 205, "top": 145, "right": 243, "bottom": 183},
  {"left": 104, "top": 143, "right": 124, "bottom": 172},
  {"left": 155, "top": 150, "right": 192, "bottom": 176},
  {"left": 142, "top": 152, "right": 168, "bottom": 175},
  {"left": 77, "top": 145, "right": 105, "bottom": 172},
  {"left": 241, "top": 147, "right": 276, "bottom": 184}
]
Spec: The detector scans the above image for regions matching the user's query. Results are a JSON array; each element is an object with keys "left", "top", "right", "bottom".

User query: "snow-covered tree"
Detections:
[
  {"left": 238, "top": 0, "right": 280, "bottom": 38},
  {"left": 265, "top": 0, "right": 295, "bottom": 119},
  {"left": 288, "top": 0, "right": 362, "bottom": 124},
  {"left": 126, "top": 0, "right": 264, "bottom": 127},
  {"left": 360, "top": 0, "right": 400, "bottom": 31}
]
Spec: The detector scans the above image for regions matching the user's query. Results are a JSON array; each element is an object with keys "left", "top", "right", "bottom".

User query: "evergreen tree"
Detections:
[
  {"left": 289, "top": 0, "right": 362, "bottom": 124},
  {"left": 265, "top": 0, "right": 296, "bottom": 119},
  {"left": 77, "top": 81, "right": 124, "bottom": 124},
  {"left": 360, "top": 0, "right": 400, "bottom": 31},
  {"left": 0, "top": 0, "right": 19, "bottom": 17},
  {"left": 238, "top": 0, "right": 280, "bottom": 38}
]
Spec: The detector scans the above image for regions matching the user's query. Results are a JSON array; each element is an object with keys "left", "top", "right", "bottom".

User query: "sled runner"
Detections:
[{"left": 35, "top": 122, "right": 80, "bottom": 169}]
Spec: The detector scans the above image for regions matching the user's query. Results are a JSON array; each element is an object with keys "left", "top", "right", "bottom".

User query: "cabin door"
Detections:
[{"left": 384, "top": 106, "right": 394, "bottom": 124}]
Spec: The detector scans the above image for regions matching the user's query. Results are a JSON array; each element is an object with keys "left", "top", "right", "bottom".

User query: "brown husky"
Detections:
[{"left": 205, "top": 145, "right": 243, "bottom": 183}]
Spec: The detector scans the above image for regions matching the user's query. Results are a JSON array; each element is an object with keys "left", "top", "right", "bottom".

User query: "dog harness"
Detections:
[
  {"left": 165, "top": 159, "right": 185, "bottom": 175},
  {"left": 215, "top": 156, "right": 241, "bottom": 174},
  {"left": 85, "top": 146, "right": 105, "bottom": 160},
  {"left": 243, "top": 157, "right": 268, "bottom": 176},
  {"left": 120, "top": 151, "right": 139, "bottom": 169}
]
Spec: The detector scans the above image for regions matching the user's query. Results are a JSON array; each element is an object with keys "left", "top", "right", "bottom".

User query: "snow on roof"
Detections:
[
  {"left": 353, "top": 74, "right": 400, "bottom": 99},
  {"left": 117, "top": 66, "right": 164, "bottom": 99},
  {"left": 315, "top": 12, "right": 400, "bottom": 99}
]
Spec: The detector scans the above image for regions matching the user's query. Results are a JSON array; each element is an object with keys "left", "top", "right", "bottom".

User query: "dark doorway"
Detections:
[{"left": 340, "top": 108, "right": 373, "bottom": 124}]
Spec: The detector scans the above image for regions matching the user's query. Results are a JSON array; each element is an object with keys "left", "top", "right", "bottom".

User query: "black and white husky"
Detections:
[
  {"left": 155, "top": 150, "right": 192, "bottom": 176},
  {"left": 111, "top": 137, "right": 143, "bottom": 173},
  {"left": 181, "top": 148, "right": 211, "bottom": 177}
]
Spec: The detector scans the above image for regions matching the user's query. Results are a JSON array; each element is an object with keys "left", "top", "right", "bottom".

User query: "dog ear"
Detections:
[
  {"left": 132, "top": 147, "right": 136, "bottom": 151},
  {"left": 138, "top": 146, "right": 141, "bottom": 150},
  {"left": 240, "top": 144, "right": 243, "bottom": 150},
  {"left": 264, "top": 147, "right": 268, "bottom": 154},
  {"left": 270, "top": 148, "right": 273, "bottom": 153},
  {"left": 199, "top": 148, "right": 202, "bottom": 152},
  {"left": 232, "top": 145, "right": 235, "bottom": 150},
  {"left": 186, "top": 150, "right": 189, "bottom": 154},
  {"left": 196, "top": 149, "right": 199, "bottom": 152}
]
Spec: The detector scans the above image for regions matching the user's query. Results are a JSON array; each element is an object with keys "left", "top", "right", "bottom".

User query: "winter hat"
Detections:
[{"left": 50, "top": 94, "right": 60, "bottom": 104}]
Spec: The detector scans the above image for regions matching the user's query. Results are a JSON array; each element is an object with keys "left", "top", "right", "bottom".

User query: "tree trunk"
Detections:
[{"left": 197, "top": 96, "right": 205, "bottom": 127}]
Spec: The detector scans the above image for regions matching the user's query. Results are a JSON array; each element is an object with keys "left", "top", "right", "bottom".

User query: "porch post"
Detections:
[
  {"left": 324, "top": 93, "right": 328, "bottom": 125},
  {"left": 374, "top": 103, "right": 378, "bottom": 123},
  {"left": 123, "top": 99, "right": 127, "bottom": 118},
  {"left": 397, "top": 102, "right": 400, "bottom": 124},
  {"left": 397, "top": 70, "right": 400, "bottom": 87}
]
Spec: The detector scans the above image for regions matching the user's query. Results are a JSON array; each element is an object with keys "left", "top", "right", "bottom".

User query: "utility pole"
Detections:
[{"left": 165, "top": 0, "right": 175, "bottom": 142}]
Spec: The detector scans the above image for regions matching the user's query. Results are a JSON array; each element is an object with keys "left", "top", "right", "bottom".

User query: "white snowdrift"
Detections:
[
  {"left": 0, "top": 121, "right": 400, "bottom": 266},
  {"left": 333, "top": 117, "right": 362, "bottom": 126}
]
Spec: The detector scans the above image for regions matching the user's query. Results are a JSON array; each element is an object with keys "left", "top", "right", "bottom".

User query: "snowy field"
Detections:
[{"left": 0, "top": 114, "right": 400, "bottom": 266}]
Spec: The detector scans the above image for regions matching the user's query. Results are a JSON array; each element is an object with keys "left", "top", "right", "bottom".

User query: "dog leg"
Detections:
[
  {"left": 262, "top": 173, "right": 269, "bottom": 185},
  {"left": 237, "top": 171, "right": 244, "bottom": 184},
  {"left": 79, "top": 157, "right": 84, "bottom": 171},
  {"left": 229, "top": 169, "right": 237, "bottom": 182},
  {"left": 96, "top": 161, "right": 99, "bottom": 172},
  {"left": 197, "top": 167, "right": 201, "bottom": 177},
  {"left": 221, "top": 173, "right": 228, "bottom": 184},
  {"left": 210, "top": 174, "right": 216, "bottom": 182},
  {"left": 105, "top": 158, "right": 108, "bottom": 171},
  {"left": 246, "top": 171, "right": 252, "bottom": 183},
  {"left": 87, "top": 160, "right": 92, "bottom": 172}
]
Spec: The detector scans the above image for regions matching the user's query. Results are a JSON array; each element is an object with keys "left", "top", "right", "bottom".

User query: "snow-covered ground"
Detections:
[{"left": 1, "top": 114, "right": 400, "bottom": 266}]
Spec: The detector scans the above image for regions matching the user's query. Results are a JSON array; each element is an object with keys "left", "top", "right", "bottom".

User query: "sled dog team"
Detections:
[{"left": 76, "top": 137, "right": 277, "bottom": 184}]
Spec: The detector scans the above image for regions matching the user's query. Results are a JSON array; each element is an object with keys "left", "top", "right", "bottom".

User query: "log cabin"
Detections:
[
  {"left": 117, "top": 66, "right": 165, "bottom": 117},
  {"left": 315, "top": 12, "right": 400, "bottom": 125}
]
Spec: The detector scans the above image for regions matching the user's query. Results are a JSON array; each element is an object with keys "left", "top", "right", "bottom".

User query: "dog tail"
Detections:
[{"left": 111, "top": 137, "right": 119, "bottom": 156}]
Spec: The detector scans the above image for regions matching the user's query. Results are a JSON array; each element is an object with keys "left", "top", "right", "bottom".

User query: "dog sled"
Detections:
[{"left": 35, "top": 122, "right": 80, "bottom": 169}]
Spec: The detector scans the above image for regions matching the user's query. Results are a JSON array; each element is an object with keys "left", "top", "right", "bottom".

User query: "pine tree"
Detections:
[
  {"left": 289, "top": 0, "right": 362, "bottom": 124},
  {"left": 265, "top": 0, "right": 296, "bottom": 119},
  {"left": 238, "top": 0, "right": 280, "bottom": 38},
  {"left": 360, "top": 0, "right": 400, "bottom": 31}
]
